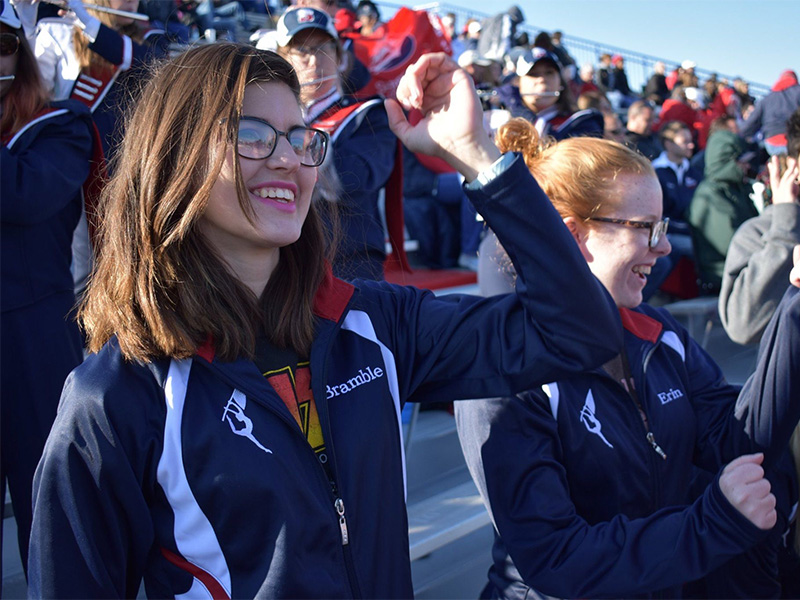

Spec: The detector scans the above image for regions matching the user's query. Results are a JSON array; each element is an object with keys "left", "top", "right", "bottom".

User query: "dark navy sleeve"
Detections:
[
  {"left": 334, "top": 102, "right": 396, "bottom": 197},
  {"left": 27, "top": 351, "right": 163, "bottom": 597},
  {"left": 88, "top": 23, "right": 169, "bottom": 68},
  {"left": 729, "top": 286, "right": 800, "bottom": 468},
  {"left": 454, "top": 393, "right": 768, "bottom": 598},
  {"left": 369, "top": 154, "right": 623, "bottom": 402},
  {"left": 1, "top": 107, "right": 93, "bottom": 224},
  {"left": 673, "top": 287, "right": 800, "bottom": 472},
  {"left": 739, "top": 99, "right": 764, "bottom": 139}
]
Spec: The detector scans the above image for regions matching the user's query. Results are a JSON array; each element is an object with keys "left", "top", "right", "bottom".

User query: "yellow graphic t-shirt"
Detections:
[{"left": 255, "top": 339, "right": 325, "bottom": 457}]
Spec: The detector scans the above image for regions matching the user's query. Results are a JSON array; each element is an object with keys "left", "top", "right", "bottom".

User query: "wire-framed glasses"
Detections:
[
  {"left": 588, "top": 216, "right": 670, "bottom": 248},
  {"left": 236, "top": 116, "right": 328, "bottom": 167}
]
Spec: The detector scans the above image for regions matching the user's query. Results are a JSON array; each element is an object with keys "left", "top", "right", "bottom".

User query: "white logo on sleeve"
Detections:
[
  {"left": 221, "top": 390, "right": 272, "bottom": 454},
  {"left": 579, "top": 390, "right": 613, "bottom": 448}
]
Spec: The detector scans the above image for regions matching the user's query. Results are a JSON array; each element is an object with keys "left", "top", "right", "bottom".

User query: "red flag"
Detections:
[{"left": 345, "top": 8, "right": 451, "bottom": 100}]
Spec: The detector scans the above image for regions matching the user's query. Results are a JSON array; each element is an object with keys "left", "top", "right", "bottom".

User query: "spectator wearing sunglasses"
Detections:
[
  {"left": 0, "top": 0, "right": 94, "bottom": 579},
  {"left": 276, "top": 7, "right": 396, "bottom": 280},
  {"left": 27, "top": 46, "right": 626, "bottom": 597},
  {"left": 497, "top": 47, "right": 604, "bottom": 142},
  {"left": 465, "top": 117, "right": 800, "bottom": 599}
]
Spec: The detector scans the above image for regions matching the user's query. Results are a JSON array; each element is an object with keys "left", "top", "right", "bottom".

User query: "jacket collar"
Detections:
[
  {"left": 306, "top": 88, "right": 342, "bottom": 124},
  {"left": 619, "top": 307, "right": 662, "bottom": 343},
  {"left": 652, "top": 151, "right": 689, "bottom": 184},
  {"left": 313, "top": 267, "right": 355, "bottom": 323},
  {"left": 196, "top": 267, "right": 354, "bottom": 362}
]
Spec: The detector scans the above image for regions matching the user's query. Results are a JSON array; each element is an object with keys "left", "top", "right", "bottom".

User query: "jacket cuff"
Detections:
[
  {"left": 768, "top": 202, "right": 800, "bottom": 237},
  {"left": 708, "top": 469, "right": 770, "bottom": 550},
  {"left": 464, "top": 152, "right": 518, "bottom": 191}
]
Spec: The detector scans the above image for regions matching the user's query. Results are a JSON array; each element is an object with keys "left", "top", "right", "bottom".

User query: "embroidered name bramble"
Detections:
[
  {"left": 327, "top": 366, "right": 384, "bottom": 398},
  {"left": 657, "top": 388, "right": 685, "bottom": 405}
]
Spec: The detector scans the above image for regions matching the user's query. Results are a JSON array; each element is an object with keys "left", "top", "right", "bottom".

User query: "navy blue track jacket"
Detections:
[
  {"left": 456, "top": 286, "right": 800, "bottom": 599},
  {"left": 28, "top": 155, "right": 623, "bottom": 598},
  {"left": 1, "top": 100, "right": 93, "bottom": 312}
]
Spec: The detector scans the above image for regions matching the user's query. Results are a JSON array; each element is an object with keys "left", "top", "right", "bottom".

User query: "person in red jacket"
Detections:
[{"left": 654, "top": 86, "right": 700, "bottom": 144}]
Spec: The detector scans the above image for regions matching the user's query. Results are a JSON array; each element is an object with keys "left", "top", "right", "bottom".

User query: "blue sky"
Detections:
[{"left": 443, "top": 0, "right": 798, "bottom": 89}]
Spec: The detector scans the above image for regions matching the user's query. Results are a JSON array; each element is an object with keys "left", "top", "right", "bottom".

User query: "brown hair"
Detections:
[
  {"left": 73, "top": 0, "right": 143, "bottom": 72},
  {"left": 0, "top": 26, "right": 49, "bottom": 136},
  {"left": 80, "top": 43, "right": 331, "bottom": 362},
  {"left": 786, "top": 107, "right": 800, "bottom": 159},
  {"left": 494, "top": 118, "right": 654, "bottom": 221},
  {"left": 658, "top": 119, "right": 691, "bottom": 147},
  {"left": 577, "top": 90, "right": 611, "bottom": 114}
]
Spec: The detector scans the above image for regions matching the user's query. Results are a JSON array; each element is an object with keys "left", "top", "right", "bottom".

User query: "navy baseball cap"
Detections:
[
  {"left": 0, "top": 0, "right": 22, "bottom": 29},
  {"left": 516, "top": 47, "right": 562, "bottom": 76},
  {"left": 276, "top": 7, "right": 338, "bottom": 47}
]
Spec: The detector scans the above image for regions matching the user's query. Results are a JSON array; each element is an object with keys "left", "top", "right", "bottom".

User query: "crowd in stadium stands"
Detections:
[{"left": 2, "top": 0, "right": 800, "bottom": 596}]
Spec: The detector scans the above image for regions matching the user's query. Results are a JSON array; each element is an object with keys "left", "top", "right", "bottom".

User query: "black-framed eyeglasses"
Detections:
[
  {"left": 236, "top": 116, "right": 328, "bottom": 167},
  {"left": 588, "top": 216, "right": 670, "bottom": 248},
  {"left": 0, "top": 33, "right": 20, "bottom": 57}
]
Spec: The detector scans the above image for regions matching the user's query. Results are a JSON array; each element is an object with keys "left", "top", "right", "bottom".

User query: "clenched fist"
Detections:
[{"left": 718, "top": 453, "right": 777, "bottom": 530}]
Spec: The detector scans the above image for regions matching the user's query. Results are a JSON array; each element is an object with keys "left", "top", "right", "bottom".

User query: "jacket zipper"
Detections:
[
  {"left": 335, "top": 497, "right": 349, "bottom": 545},
  {"left": 621, "top": 350, "right": 667, "bottom": 461},
  {"left": 325, "top": 476, "right": 361, "bottom": 597},
  {"left": 202, "top": 359, "right": 362, "bottom": 597},
  {"left": 314, "top": 310, "right": 363, "bottom": 599}
]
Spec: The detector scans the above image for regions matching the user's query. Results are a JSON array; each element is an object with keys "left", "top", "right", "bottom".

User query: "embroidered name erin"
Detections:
[
  {"left": 327, "top": 366, "right": 384, "bottom": 398},
  {"left": 657, "top": 388, "right": 685, "bottom": 405}
]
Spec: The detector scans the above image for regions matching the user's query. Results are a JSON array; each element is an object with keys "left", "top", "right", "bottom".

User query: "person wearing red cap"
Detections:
[{"left": 606, "top": 54, "right": 637, "bottom": 111}]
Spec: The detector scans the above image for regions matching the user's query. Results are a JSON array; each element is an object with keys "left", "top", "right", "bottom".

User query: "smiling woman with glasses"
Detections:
[
  {"left": 587, "top": 215, "right": 670, "bottom": 248},
  {"left": 461, "top": 116, "right": 800, "bottom": 600},
  {"left": 27, "top": 46, "right": 628, "bottom": 598}
]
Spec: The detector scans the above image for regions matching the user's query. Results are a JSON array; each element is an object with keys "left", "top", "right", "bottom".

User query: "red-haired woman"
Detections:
[{"left": 1, "top": 0, "right": 93, "bottom": 576}]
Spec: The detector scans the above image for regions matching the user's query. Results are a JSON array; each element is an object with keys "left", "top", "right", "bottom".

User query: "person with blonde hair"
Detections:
[
  {"left": 461, "top": 117, "right": 800, "bottom": 599},
  {"left": 27, "top": 47, "right": 624, "bottom": 596}
]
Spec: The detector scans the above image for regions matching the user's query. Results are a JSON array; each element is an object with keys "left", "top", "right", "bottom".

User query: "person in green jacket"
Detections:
[{"left": 688, "top": 129, "right": 758, "bottom": 293}]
